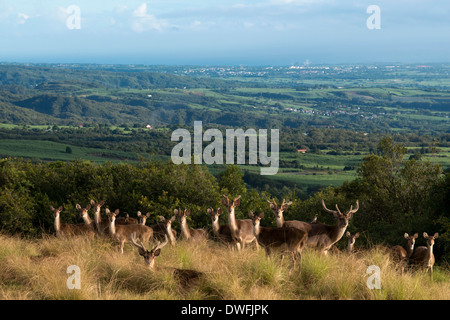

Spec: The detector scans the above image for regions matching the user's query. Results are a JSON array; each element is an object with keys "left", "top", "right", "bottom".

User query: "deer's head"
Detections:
[
  {"left": 221, "top": 195, "right": 241, "bottom": 214},
  {"left": 76, "top": 203, "right": 91, "bottom": 218},
  {"left": 159, "top": 215, "right": 176, "bottom": 230},
  {"left": 321, "top": 199, "right": 359, "bottom": 229},
  {"left": 106, "top": 208, "right": 120, "bottom": 222},
  {"left": 90, "top": 200, "right": 104, "bottom": 212},
  {"left": 423, "top": 232, "right": 439, "bottom": 247},
  {"left": 137, "top": 211, "right": 151, "bottom": 225},
  {"left": 248, "top": 211, "right": 264, "bottom": 227},
  {"left": 130, "top": 232, "right": 168, "bottom": 269},
  {"left": 346, "top": 231, "right": 360, "bottom": 245},
  {"left": 174, "top": 208, "right": 190, "bottom": 222},
  {"left": 267, "top": 199, "right": 292, "bottom": 220},
  {"left": 207, "top": 207, "right": 222, "bottom": 223},
  {"left": 50, "top": 205, "right": 63, "bottom": 218},
  {"left": 404, "top": 233, "right": 418, "bottom": 250}
]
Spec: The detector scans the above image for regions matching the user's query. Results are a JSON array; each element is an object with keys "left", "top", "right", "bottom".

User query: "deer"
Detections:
[
  {"left": 221, "top": 195, "right": 258, "bottom": 251},
  {"left": 175, "top": 208, "right": 208, "bottom": 242},
  {"left": 137, "top": 211, "right": 151, "bottom": 225},
  {"left": 115, "top": 213, "right": 138, "bottom": 225},
  {"left": 306, "top": 199, "right": 359, "bottom": 255},
  {"left": 106, "top": 208, "right": 153, "bottom": 254},
  {"left": 267, "top": 199, "right": 312, "bottom": 234},
  {"left": 76, "top": 203, "right": 97, "bottom": 234},
  {"left": 130, "top": 232, "right": 203, "bottom": 288},
  {"left": 346, "top": 231, "right": 360, "bottom": 253},
  {"left": 151, "top": 215, "right": 177, "bottom": 246},
  {"left": 410, "top": 232, "right": 439, "bottom": 279},
  {"left": 249, "top": 211, "right": 307, "bottom": 264},
  {"left": 207, "top": 207, "right": 234, "bottom": 246},
  {"left": 90, "top": 199, "right": 109, "bottom": 234},
  {"left": 50, "top": 205, "right": 96, "bottom": 238},
  {"left": 391, "top": 233, "right": 418, "bottom": 274}
]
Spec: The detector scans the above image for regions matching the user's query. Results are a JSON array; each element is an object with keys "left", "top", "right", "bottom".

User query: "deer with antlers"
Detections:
[
  {"left": 175, "top": 208, "right": 208, "bottom": 242},
  {"left": 221, "top": 195, "right": 258, "bottom": 251},
  {"left": 410, "top": 232, "right": 439, "bottom": 278},
  {"left": 207, "top": 207, "right": 234, "bottom": 246},
  {"left": 267, "top": 199, "right": 312, "bottom": 234},
  {"left": 106, "top": 208, "right": 153, "bottom": 254},
  {"left": 50, "top": 205, "right": 96, "bottom": 238},
  {"left": 130, "top": 233, "right": 203, "bottom": 287},
  {"left": 249, "top": 211, "right": 307, "bottom": 264},
  {"left": 306, "top": 199, "right": 359, "bottom": 255}
]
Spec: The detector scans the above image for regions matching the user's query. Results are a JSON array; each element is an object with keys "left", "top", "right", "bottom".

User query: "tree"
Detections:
[{"left": 355, "top": 137, "right": 443, "bottom": 244}]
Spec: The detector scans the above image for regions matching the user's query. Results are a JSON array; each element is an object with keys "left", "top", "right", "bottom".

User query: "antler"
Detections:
[
  {"left": 321, "top": 199, "right": 340, "bottom": 216},
  {"left": 347, "top": 200, "right": 359, "bottom": 216},
  {"left": 152, "top": 234, "right": 169, "bottom": 252},
  {"left": 130, "top": 232, "right": 147, "bottom": 256}
]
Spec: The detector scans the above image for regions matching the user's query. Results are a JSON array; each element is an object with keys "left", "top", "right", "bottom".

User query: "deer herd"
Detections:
[{"left": 50, "top": 195, "right": 440, "bottom": 279}]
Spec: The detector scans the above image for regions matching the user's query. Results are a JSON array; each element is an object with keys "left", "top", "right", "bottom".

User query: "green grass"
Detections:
[{"left": 0, "top": 139, "right": 149, "bottom": 163}]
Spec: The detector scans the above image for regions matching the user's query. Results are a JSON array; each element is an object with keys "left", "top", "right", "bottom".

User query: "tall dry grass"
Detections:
[{"left": 0, "top": 233, "right": 448, "bottom": 300}]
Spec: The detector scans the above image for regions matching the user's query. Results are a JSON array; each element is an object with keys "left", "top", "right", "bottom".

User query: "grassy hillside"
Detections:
[
  {"left": 0, "top": 139, "right": 152, "bottom": 163},
  {"left": 0, "top": 233, "right": 448, "bottom": 300}
]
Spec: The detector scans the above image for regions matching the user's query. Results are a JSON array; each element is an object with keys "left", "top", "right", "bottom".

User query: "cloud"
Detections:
[
  {"left": 17, "top": 12, "right": 29, "bottom": 25},
  {"left": 130, "top": 3, "right": 172, "bottom": 32}
]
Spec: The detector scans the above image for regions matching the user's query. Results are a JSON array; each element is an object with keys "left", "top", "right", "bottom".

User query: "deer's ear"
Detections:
[
  {"left": 76, "top": 204, "right": 81, "bottom": 210},
  {"left": 153, "top": 249, "right": 161, "bottom": 257},
  {"left": 259, "top": 212, "right": 264, "bottom": 219},
  {"left": 86, "top": 204, "right": 91, "bottom": 211},
  {"left": 269, "top": 203, "right": 277, "bottom": 211},
  {"left": 90, "top": 200, "right": 95, "bottom": 206},
  {"left": 248, "top": 211, "right": 254, "bottom": 218},
  {"left": 99, "top": 200, "right": 104, "bottom": 206},
  {"left": 355, "top": 232, "right": 360, "bottom": 238},
  {"left": 217, "top": 207, "right": 222, "bottom": 215},
  {"left": 114, "top": 209, "right": 120, "bottom": 215},
  {"left": 173, "top": 209, "right": 179, "bottom": 215},
  {"left": 433, "top": 233, "right": 439, "bottom": 239},
  {"left": 404, "top": 233, "right": 409, "bottom": 239},
  {"left": 170, "top": 215, "right": 176, "bottom": 222},
  {"left": 207, "top": 208, "right": 212, "bottom": 214},
  {"left": 346, "top": 231, "right": 351, "bottom": 238},
  {"left": 50, "top": 205, "right": 55, "bottom": 211},
  {"left": 233, "top": 196, "right": 241, "bottom": 207},
  {"left": 423, "top": 232, "right": 429, "bottom": 239},
  {"left": 185, "top": 210, "right": 190, "bottom": 216}
]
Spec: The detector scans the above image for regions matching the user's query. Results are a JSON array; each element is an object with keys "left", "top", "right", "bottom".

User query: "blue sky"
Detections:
[{"left": 0, "top": 0, "right": 449, "bottom": 65}]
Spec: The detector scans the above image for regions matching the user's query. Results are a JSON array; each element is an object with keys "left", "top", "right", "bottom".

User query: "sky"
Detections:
[{"left": 0, "top": 0, "right": 449, "bottom": 65}]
